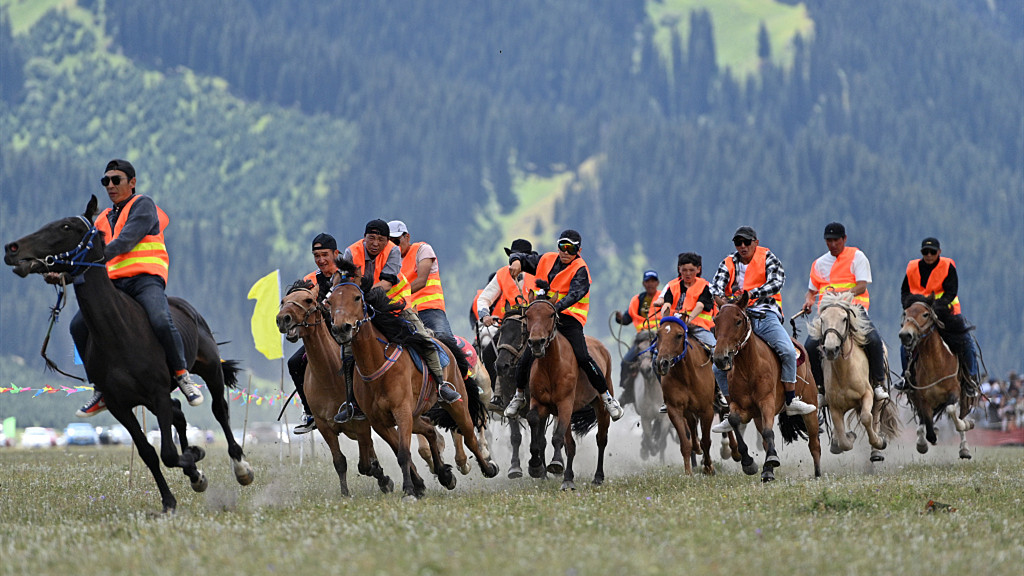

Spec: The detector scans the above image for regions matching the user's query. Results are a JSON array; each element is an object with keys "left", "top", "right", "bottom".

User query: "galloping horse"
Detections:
[
  {"left": 522, "top": 292, "right": 611, "bottom": 490},
  {"left": 631, "top": 329, "right": 671, "bottom": 462},
  {"left": 276, "top": 281, "right": 394, "bottom": 495},
  {"left": 809, "top": 292, "right": 900, "bottom": 461},
  {"left": 898, "top": 296, "right": 977, "bottom": 459},
  {"left": 492, "top": 304, "right": 533, "bottom": 478},
  {"left": 326, "top": 260, "right": 498, "bottom": 500},
  {"left": 712, "top": 293, "right": 821, "bottom": 481},
  {"left": 3, "top": 196, "right": 254, "bottom": 513},
  {"left": 654, "top": 316, "right": 738, "bottom": 474}
]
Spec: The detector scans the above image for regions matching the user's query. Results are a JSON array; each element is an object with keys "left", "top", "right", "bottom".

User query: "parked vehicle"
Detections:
[
  {"left": 146, "top": 424, "right": 207, "bottom": 447},
  {"left": 247, "top": 422, "right": 290, "bottom": 446},
  {"left": 65, "top": 422, "right": 100, "bottom": 446},
  {"left": 99, "top": 424, "right": 132, "bottom": 445},
  {"left": 20, "top": 426, "right": 57, "bottom": 448}
]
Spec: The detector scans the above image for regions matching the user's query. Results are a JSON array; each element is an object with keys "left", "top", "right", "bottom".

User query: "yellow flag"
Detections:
[{"left": 247, "top": 270, "right": 283, "bottom": 360}]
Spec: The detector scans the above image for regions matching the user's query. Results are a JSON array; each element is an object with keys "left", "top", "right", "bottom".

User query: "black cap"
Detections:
[
  {"left": 364, "top": 219, "right": 390, "bottom": 237},
  {"left": 504, "top": 238, "right": 533, "bottom": 256},
  {"left": 311, "top": 233, "right": 337, "bottom": 252},
  {"left": 105, "top": 159, "right": 135, "bottom": 180},
  {"left": 732, "top": 226, "right": 757, "bottom": 242},
  {"left": 677, "top": 252, "right": 702, "bottom": 268},
  {"left": 823, "top": 222, "right": 846, "bottom": 239},
  {"left": 557, "top": 229, "right": 582, "bottom": 247},
  {"left": 921, "top": 237, "right": 941, "bottom": 251}
]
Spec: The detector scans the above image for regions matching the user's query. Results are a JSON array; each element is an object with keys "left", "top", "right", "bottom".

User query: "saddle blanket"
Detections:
[{"left": 407, "top": 339, "right": 451, "bottom": 376}]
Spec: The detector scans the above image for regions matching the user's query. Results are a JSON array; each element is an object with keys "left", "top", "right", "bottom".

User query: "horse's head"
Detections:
[
  {"left": 712, "top": 302, "right": 750, "bottom": 372},
  {"left": 277, "top": 280, "right": 323, "bottom": 343},
  {"left": 654, "top": 318, "right": 687, "bottom": 376},
  {"left": 4, "top": 196, "right": 102, "bottom": 278},
  {"left": 326, "top": 258, "right": 372, "bottom": 345},
  {"left": 634, "top": 328, "right": 657, "bottom": 378},
  {"left": 525, "top": 283, "right": 558, "bottom": 357},
  {"left": 814, "top": 292, "right": 859, "bottom": 361},
  {"left": 494, "top": 307, "right": 527, "bottom": 377},
  {"left": 899, "top": 296, "right": 942, "bottom": 351}
]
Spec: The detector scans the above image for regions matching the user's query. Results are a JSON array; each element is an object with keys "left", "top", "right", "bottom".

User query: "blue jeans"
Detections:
[
  {"left": 418, "top": 308, "right": 454, "bottom": 340},
  {"left": 70, "top": 273, "right": 188, "bottom": 377},
  {"left": 751, "top": 313, "right": 797, "bottom": 384},
  {"left": 690, "top": 326, "right": 730, "bottom": 396}
]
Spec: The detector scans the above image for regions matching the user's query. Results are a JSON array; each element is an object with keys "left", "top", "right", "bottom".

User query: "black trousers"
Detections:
[
  {"left": 287, "top": 346, "right": 311, "bottom": 414},
  {"left": 514, "top": 315, "right": 608, "bottom": 394}
]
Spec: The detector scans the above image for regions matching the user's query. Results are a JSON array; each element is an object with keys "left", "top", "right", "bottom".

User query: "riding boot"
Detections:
[
  {"left": 618, "top": 364, "right": 638, "bottom": 406},
  {"left": 333, "top": 355, "right": 365, "bottom": 424},
  {"left": 423, "top": 344, "right": 462, "bottom": 404}
]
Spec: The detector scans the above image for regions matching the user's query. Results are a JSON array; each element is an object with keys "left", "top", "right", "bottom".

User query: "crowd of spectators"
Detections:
[{"left": 977, "top": 372, "right": 1023, "bottom": 432}]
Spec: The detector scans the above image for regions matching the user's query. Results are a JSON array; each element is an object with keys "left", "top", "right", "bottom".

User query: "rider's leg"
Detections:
[
  {"left": 118, "top": 274, "right": 203, "bottom": 406},
  {"left": 333, "top": 346, "right": 364, "bottom": 423},
  {"left": 862, "top": 314, "right": 890, "bottom": 400},
  {"left": 418, "top": 308, "right": 455, "bottom": 341},
  {"left": 71, "top": 311, "right": 106, "bottom": 417},
  {"left": 943, "top": 314, "right": 981, "bottom": 396},
  {"left": 752, "top": 313, "right": 814, "bottom": 415},
  {"left": 402, "top": 309, "right": 460, "bottom": 402},
  {"left": 690, "top": 326, "right": 729, "bottom": 413},
  {"left": 618, "top": 342, "right": 641, "bottom": 406},
  {"left": 288, "top": 347, "right": 315, "bottom": 433},
  {"left": 503, "top": 346, "right": 534, "bottom": 418},
  {"left": 561, "top": 317, "right": 623, "bottom": 421},
  {"left": 895, "top": 344, "right": 912, "bottom": 390}
]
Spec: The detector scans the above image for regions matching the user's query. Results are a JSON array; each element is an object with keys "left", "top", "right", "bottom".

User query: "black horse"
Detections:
[
  {"left": 492, "top": 304, "right": 533, "bottom": 478},
  {"left": 3, "top": 196, "right": 254, "bottom": 513}
]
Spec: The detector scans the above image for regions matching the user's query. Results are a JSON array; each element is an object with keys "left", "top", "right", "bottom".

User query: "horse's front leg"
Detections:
[
  {"left": 830, "top": 404, "right": 853, "bottom": 454},
  {"left": 727, "top": 408, "right": 758, "bottom": 475},
  {"left": 697, "top": 407, "right": 715, "bottom": 475},
  {"left": 757, "top": 396, "right": 779, "bottom": 482},
  {"left": 547, "top": 400, "right": 573, "bottom": 477},
  {"left": 666, "top": 403, "right": 694, "bottom": 475},
  {"left": 111, "top": 403, "right": 177, "bottom": 513},
  {"left": 508, "top": 420, "right": 524, "bottom": 479},
  {"left": 945, "top": 404, "right": 973, "bottom": 459},
  {"left": 561, "top": 426, "right": 577, "bottom": 491},
  {"left": 526, "top": 407, "right": 548, "bottom": 478},
  {"left": 318, "top": 426, "right": 350, "bottom": 496},
  {"left": 413, "top": 417, "right": 455, "bottom": 491},
  {"left": 861, "top": 394, "right": 886, "bottom": 451}
]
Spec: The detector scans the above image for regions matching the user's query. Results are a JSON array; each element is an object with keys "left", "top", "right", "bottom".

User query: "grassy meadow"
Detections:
[{"left": 1, "top": 419, "right": 1021, "bottom": 576}]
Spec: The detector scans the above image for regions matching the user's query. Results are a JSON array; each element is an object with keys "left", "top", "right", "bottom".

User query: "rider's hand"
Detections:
[
  {"left": 801, "top": 301, "right": 813, "bottom": 315},
  {"left": 508, "top": 259, "right": 522, "bottom": 278},
  {"left": 482, "top": 315, "right": 495, "bottom": 327},
  {"left": 43, "top": 272, "right": 67, "bottom": 285},
  {"left": 614, "top": 311, "right": 623, "bottom": 323}
]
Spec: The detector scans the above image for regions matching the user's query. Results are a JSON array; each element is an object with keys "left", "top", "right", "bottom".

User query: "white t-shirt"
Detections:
[
  {"left": 807, "top": 249, "right": 872, "bottom": 291},
  {"left": 415, "top": 243, "right": 439, "bottom": 275}
]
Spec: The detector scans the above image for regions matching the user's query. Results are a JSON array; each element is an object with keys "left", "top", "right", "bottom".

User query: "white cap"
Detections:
[{"left": 387, "top": 220, "right": 408, "bottom": 238}]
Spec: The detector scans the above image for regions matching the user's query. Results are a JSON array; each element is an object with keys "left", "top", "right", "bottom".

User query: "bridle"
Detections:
[
  {"left": 900, "top": 303, "right": 939, "bottom": 353},
  {"left": 718, "top": 303, "right": 753, "bottom": 362},
  {"left": 525, "top": 298, "right": 559, "bottom": 351},
  {"left": 279, "top": 287, "right": 325, "bottom": 330},
  {"left": 496, "top": 312, "right": 528, "bottom": 362},
  {"left": 655, "top": 315, "right": 689, "bottom": 368},
  {"left": 329, "top": 276, "right": 376, "bottom": 333},
  {"left": 818, "top": 302, "right": 855, "bottom": 358},
  {"left": 33, "top": 216, "right": 107, "bottom": 278}
]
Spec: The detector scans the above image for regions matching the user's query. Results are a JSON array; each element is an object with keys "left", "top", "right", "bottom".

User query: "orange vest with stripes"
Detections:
[
  {"left": 679, "top": 277, "right": 715, "bottom": 330},
  {"left": 723, "top": 246, "right": 783, "bottom": 309},
  {"left": 493, "top": 266, "right": 536, "bottom": 320},
  {"left": 809, "top": 246, "right": 870, "bottom": 310},
  {"left": 906, "top": 257, "right": 961, "bottom": 315},
  {"left": 535, "top": 252, "right": 590, "bottom": 326},
  {"left": 399, "top": 242, "right": 446, "bottom": 312},
  {"left": 347, "top": 240, "right": 411, "bottom": 306},
  {"left": 627, "top": 291, "right": 662, "bottom": 332},
  {"left": 95, "top": 195, "right": 170, "bottom": 282}
]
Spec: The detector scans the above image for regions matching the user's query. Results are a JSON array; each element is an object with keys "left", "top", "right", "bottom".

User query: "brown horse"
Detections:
[
  {"left": 654, "top": 316, "right": 739, "bottom": 475},
  {"left": 712, "top": 293, "right": 821, "bottom": 481},
  {"left": 276, "top": 281, "right": 394, "bottom": 495},
  {"left": 326, "top": 261, "right": 498, "bottom": 500},
  {"left": 522, "top": 294, "right": 611, "bottom": 490},
  {"left": 809, "top": 292, "right": 900, "bottom": 462},
  {"left": 898, "top": 297, "right": 977, "bottom": 459}
]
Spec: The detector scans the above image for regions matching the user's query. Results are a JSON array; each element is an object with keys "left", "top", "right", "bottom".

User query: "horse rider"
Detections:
[
  {"left": 613, "top": 269, "right": 662, "bottom": 407},
  {"left": 653, "top": 252, "right": 728, "bottom": 414},
  {"left": 709, "top": 226, "right": 816, "bottom": 433},
  {"left": 896, "top": 237, "right": 982, "bottom": 396},
  {"left": 333, "top": 219, "right": 461, "bottom": 424},
  {"left": 503, "top": 229, "right": 625, "bottom": 421},
  {"left": 288, "top": 233, "right": 340, "bottom": 434},
  {"left": 388, "top": 220, "right": 455, "bottom": 340},
  {"left": 800, "top": 222, "right": 890, "bottom": 404},
  {"left": 68, "top": 159, "right": 203, "bottom": 417}
]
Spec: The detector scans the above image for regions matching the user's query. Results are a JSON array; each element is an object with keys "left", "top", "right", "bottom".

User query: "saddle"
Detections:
[{"left": 406, "top": 338, "right": 451, "bottom": 380}]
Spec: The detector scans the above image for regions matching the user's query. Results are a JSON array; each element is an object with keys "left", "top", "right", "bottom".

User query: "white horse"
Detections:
[{"left": 630, "top": 330, "right": 673, "bottom": 462}]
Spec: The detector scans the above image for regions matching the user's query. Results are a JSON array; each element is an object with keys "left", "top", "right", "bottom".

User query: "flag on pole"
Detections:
[{"left": 247, "top": 269, "right": 283, "bottom": 360}]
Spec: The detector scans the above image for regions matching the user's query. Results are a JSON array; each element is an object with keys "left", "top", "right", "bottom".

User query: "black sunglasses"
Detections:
[
  {"left": 100, "top": 175, "right": 126, "bottom": 186},
  {"left": 921, "top": 248, "right": 938, "bottom": 256},
  {"left": 733, "top": 238, "right": 752, "bottom": 247},
  {"left": 557, "top": 241, "right": 579, "bottom": 255}
]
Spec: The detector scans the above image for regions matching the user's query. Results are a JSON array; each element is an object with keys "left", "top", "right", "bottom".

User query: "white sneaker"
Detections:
[
  {"left": 785, "top": 396, "right": 817, "bottom": 416},
  {"left": 293, "top": 414, "right": 316, "bottom": 435},
  {"left": 603, "top": 393, "right": 624, "bottom": 421},
  {"left": 504, "top": 391, "right": 526, "bottom": 419},
  {"left": 873, "top": 385, "right": 889, "bottom": 401},
  {"left": 174, "top": 372, "right": 204, "bottom": 406},
  {"left": 711, "top": 418, "right": 733, "bottom": 433}
]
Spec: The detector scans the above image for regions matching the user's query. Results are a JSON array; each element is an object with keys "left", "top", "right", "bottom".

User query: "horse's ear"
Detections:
[
  {"left": 713, "top": 295, "right": 727, "bottom": 308},
  {"left": 736, "top": 291, "right": 750, "bottom": 308},
  {"left": 503, "top": 301, "right": 513, "bottom": 314},
  {"left": 85, "top": 195, "right": 99, "bottom": 223}
]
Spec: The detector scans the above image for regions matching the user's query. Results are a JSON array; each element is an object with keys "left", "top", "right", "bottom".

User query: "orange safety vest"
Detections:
[
  {"left": 399, "top": 242, "right": 446, "bottom": 312},
  {"left": 906, "top": 257, "right": 961, "bottom": 315},
  {"left": 627, "top": 291, "right": 662, "bottom": 332},
  {"left": 534, "top": 252, "right": 590, "bottom": 326},
  {"left": 809, "top": 246, "right": 870, "bottom": 310},
  {"left": 94, "top": 195, "right": 170, "bottom": 282},
  {"left": 347, "top": 240, "right": 411, "bottom": 306},
  {"left": 679, "top": 277, "right": 715, "bottom": 330},
  {"left": 492, "top": 266, "right": 536, "bottom": 320},
  {"left": 723, "top": 246, "right": 783, "bottom": 310}
]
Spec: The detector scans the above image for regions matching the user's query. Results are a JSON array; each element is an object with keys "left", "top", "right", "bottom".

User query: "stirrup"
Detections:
[
  {"left": 438, "top": 381, "right": 462, "bottom": 404},
  {"left": 333, "top": 401, "right": 365, "bottom": 424}
]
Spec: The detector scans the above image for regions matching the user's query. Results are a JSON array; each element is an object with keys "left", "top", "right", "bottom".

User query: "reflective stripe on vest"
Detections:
[
  {"left": 627, "top": 292, "right": 662, "bottom": 332},
  {"left": 723, "top": 246, "right": 783, "bottom": 309},
  {"left": 493, "top": 266, "right": 536, "bottom": 320},
  {"left": 399, "top": 242, "right": 446, "bottom": 312},
  {"left": 347, "top": 240, "right": 411, "bottom": 307},
  {"left": 535, "top": 252, "right": 590, "bottom": 326},
  {"left": 94, "top": 195, "right": 169, "bottom": 282},
  {"left": 906, "top": 257, "right": 961, "bottom": 315},
  {"left": 680, "top": 277, "right": 715, "bottom": 330},
  {"left": 809, "top": 246, "right": 870, "bottom": 310}
]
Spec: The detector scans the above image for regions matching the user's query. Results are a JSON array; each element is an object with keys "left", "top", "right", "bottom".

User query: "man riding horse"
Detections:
[
  {"left": 69, "top": 159, "right": 203, "bottom": 417},
  {"left": 613, "top": 269, "right": 662, "bottom": 407},
  {"left": 709, "top": 226, "right": 816, "bottom": 433},
  {"left": 801, "top": 222, "right": 890, "bottom": 404}
]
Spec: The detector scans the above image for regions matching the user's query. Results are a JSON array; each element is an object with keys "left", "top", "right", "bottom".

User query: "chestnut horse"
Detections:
[
  {"left": 712, "top": 294, "right": 821, "bottom": 481},
  {"left": 3, "top": 196, "right": 253, "bottom": 513},
  {"left": 808, "top": 292, "right": 900, "bottom": 462},
  {"left": 898, "top": 296, "right": 977, "bottom": 459},
  {"left": 326, "top": 260, "right": 498, "bottom": 500},
  {"left": 277, "top": 281, "right": 394, "bottom": 495},
  {"left": 522, "top": 294, "right": 611, "bottom": 490},
  {"left": 654, "top": 316, "right": 739, "bottom": 475}
]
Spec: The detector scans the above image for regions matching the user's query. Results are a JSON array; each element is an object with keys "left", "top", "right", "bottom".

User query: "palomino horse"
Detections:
[
  {"left": 898, "top": 296, "right": 977, "bottom": 459},
  {"left": 326, "top": 260, "right": 498, "bottom": 500},
  {"left": 809, "top": 292, "right": 900, "bottom": 462},
  {"left": 654, "top": 317, "right": 739, "bottom": 475},
  {"left": 712, "top": 293, "right": 821, "bottom": 481},
  {"left": 522, "top": 292, "right": 611, "bottom": 490},
  {"left": 3, "top": 196, "right": 254, "bottom": 513},
  {"left": 492, "top": 304, "right": 533, "bottom": 479},
  {"left": 631, "top": 329, "right": 671, "bottom": 462},
  {"left": 276, "top": 281, "right": 394, "bottom": 494}
]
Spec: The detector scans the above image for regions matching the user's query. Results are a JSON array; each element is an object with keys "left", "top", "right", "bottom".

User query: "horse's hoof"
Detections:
[
  {"left": 869, "top": 450, "right": 885, "bottom": 463},
  {"left": 508, "top": 466, "right": 523, "bottom": 479},
  {"left": 830, "top": 441, "right": 843, "bottom": 455},
  {"left": 547, "top": 461, "right": 565, "bottom": 475},
  {"left": 592, "top": 476, "right": 604, "bottom": 486},
  {"left": 765, "top": 454, "right": 781, "bottom": 468},
  {"left": 233, "top": 460, "right": 255, "bottom": 486},
  {"left": 189, "top": 446, "right": 207, "bottom": 462},
  {"left": 528, "top": 465, "right": 546, "bottom": 479},
  {"left": 719, "top": 442, "right": 732, "bottom": 461},
  {"left": 561, "top": 480, "right": 576, "bottom": 491},
  {"left": 458, "top": 462, "right": 472, "bottom": 476},
  {"left": 401, "top": 494, "right": 419, "bottom": 503},
  {"left": 438, "top": 464, "right": 457, "bottom": 490},
  {"left": 380, "top": 477, "right": 395, "bottom": 494},
  {"left": 916, "top": 442, "right": 928, "bottom": 454},
  {"left": 703, "top": 465, "right": 716, "bottom": 476},
  {"left": 846, "top": 431, "right": 857, "bottom": 443},
  {"left": 959, "top": 449, "right": 972, "bottom": 460},
  {"left": 761, "top": 469, "right": 775, "bottom": 482},
  {"left": 161, "top": 504, "right": 176, "bottom": 515},
  {"left": 191, "top": 472, "right": 208, "bottom": 493},
  {"left": 741, "top": 461, "right": 758, "bottom": 476},
  {"left": 481, "top": 460, "right": 499, "bottom": 478}
]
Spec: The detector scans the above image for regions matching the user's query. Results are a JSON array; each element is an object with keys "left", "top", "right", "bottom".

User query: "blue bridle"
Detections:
[{"left": 654, "top": 315, "right": 690, "bottom": 367}]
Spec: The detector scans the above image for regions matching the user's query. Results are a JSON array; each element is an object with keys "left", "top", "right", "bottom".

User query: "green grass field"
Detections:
[{"left": 2, "top": 422, "right": 1021, "bottom": 576}]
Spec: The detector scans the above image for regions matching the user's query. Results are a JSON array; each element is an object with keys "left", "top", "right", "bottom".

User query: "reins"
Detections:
[
  {"left": 279, "top": 287, "right": 325, "bottom": 329},
  {"left": 525, "top": 298, "right": 559, "bottom": 351}
]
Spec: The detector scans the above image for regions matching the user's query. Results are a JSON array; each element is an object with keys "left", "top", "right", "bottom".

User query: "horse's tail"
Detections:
[
  {"left": 571, "top": 405, "right": 598, "bottom": 437},
  {"left": 778, "top": 412, "right": 810, "bottom": 443},
  {"left": 878, "top": 399, "right": 901, "bottom": 439},
  {"left": 221, "top": 359, "right": 242, "bottom": 390}
]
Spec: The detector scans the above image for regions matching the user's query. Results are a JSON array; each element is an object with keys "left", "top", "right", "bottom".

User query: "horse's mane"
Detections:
[
  {"left": 286, "top": 278, "right": 316, "bottom": 296},
  {"left": 808, "top": 292, "right": 872, "bottom": 346}
]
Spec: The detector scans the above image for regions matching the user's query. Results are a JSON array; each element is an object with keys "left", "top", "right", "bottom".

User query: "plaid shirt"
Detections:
[{"left": 710, "top": 249, "right": 786, "bottom": 313}]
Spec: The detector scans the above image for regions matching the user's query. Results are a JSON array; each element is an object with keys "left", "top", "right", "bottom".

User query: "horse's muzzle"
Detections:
[
  {"left": 331, "top": 323, "right": 354, "bottom": 345},
  {"left": 528, "top": 339, "right": 547, "bottom": 358},
  {"left": 898, "top": 330, "right": 915, "bottom": 349},
  {"left": 654, "top": 358, "right": 671, "bottom": 376},
  {"left": 712, "top": 354, "right": 733, "bottom": 372},
  {"left": 822, "top": 344, "right": 840, "bottom": 361}
]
